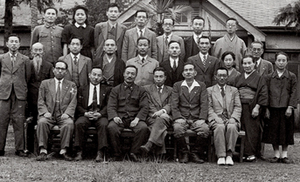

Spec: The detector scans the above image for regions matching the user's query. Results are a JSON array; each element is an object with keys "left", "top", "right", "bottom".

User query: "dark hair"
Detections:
[
  {"left": 153, "top": 67, "right": 167, "bottom": 76},
  {"left": 241, "top": 54, "right": 255, "bottom": 64},
  {"left": 135, "top": 10, "right": 148, "bottom": 18},
  {"left": 275, "top": 52, "right": 289, "bottom": 61},
  {"left": 168, "top": 40, "right": 181, "bottom": 47},
  {"left": 7, "top": 34, "right": 21, "bottom": 42},
  {"left": 199, "top": 36, "right": 211, "bottom": 44},
  {"left": 55, "top": 60, "right": 68, "bottom": 70},
  {"left": 68, "top": 37, "right": 83, "bottom": 45},
  {"left": 226, "top": 17, "right": 238, "bottom": 25},
  {"left": 107, "top": 3, "right": 120, "bottom": 11},
  {"left": 44, "top": 7, "right": 58, "bottom": 14},
  {"left": 216, "top": 67, "right": 228, "bottom": 75},
  {"left": 125, "top": 65, "right": 138, "bottom": 75},
  {"left": 72, "top": 5, "right": 89, "bottom": 25},
  {"left": 250, "top": 41, "right": 264, "bottom": 48},
  {"left": 184, "top": 62, "right": 195, "bottom": 69},
  {"left": 137, "top": 37, "right": 150, "bottom": 44},
  {"left": 192, "top": 16, "right": 205, "bottom": 24},
  {"left": 91, "top": 66, "right": 103, "bottom": 72},
  {"left": 221, "top": 51, "right": 236, "bottom": 61},
  {"left": 163, "top": 17, "right": 175, "bottom": 25}
]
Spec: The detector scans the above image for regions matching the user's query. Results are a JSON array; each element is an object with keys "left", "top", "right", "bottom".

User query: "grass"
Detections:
[{"left": 1, "top": 126, "right": 300, "bottom": 182}]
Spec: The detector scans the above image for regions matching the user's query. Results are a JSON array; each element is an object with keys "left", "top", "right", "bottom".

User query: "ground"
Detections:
[{"left": 0, "top": 126, "right": 300, "bottom": 182}]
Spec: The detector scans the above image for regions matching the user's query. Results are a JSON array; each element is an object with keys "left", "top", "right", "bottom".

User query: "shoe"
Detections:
[
  {"left": 225, "top": 156, "right": 234, "bottom": 166},
  {"left": 0, "top": 150, "right": 4, "bottom": 156},
  {"left": 95, "top": 151, "right": 104, "bottom": 163},
  {"left": 179, "top": 152, "right": 189, "bottom": 163},
  {"left": 130, "top": 153, "right": 140, "bottom": 162},
  {"left": 15, "top": 150, "right": 28, "bottom": 157},
  {"left": 246, "top": 155, "right": 256, "bottom": 162},
  {"left": 217, "top": 157, "right": 226, "bottom": 165},
  {"left": 190, "top": 153, "right": 204, "bottom": 164},
  {"left": 281, "top": 157, "right": 291, "bottom": 164},
  {"left": 61, "top": 153, "right": 73, "bottom": 161},
  {"left": 74, "top": 151, "right": 83, "bottom": 161},
  {"left": 269, "top": 157, "right": 280, "bottom": 163},
  {"left": 36, "top": 153, "right": 47, "bottom": 161}
]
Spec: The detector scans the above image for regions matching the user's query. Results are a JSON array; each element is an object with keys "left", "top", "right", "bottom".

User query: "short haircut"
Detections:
[
  {"left": 7, "top": 34, "right": 21, "bottom": 42},
  {"left": 137, "top": 37, "right": 150, "bottom": 45},
  {"left": 68, "top": 37, "right": 83, "bottom": 45},
  {"left": 91, "top": 66, "right": 103, "bottom": 72},
  {"left": 153, "top": 67, "right": 167, "bottom": 75},
  {"left": 226, "top": 17, "right": 238, "bottom": 25},
  {"left": 107, "top": 3, "right": 120, "bottom": 11},
  {"left": 168, "top": 40, "right": 181, "bottom": 47},
  {"left": 135, "top": 9, "right": 148, "bottom": 18},
  {"left": 55, "top": 60, "right": 68, "bottom": 70},
  {"left": 124, "top": 65, "right": 138, "bottom": 75},
  {"left": 184, "top": 62, "right": 195, "bottom": 69},
  {"left": 163, "top": 17, "right": 175, "bottom": 25},
  {"left": 72, "top": 5, "right": 89, "bottom": 25},
  {"left": 192, "top": 16, "right": 205, "bottom": 24},
  {"left": 241, "top": 54, "right": 255, "bottom": 64},
  {"left": 216, "top": 67, "right": 228, "bottom": 75},
  {"left": 221, "top": 51, "right": 236, "bottom": 61},
  {"left": 275, "top": 52, "right": 289, "bottom": 61},
  {"left": 251, "top": 41, "right": 264, "bottom": 48},
  {"left": 199, "top": 36, "right": 211, "bottom": 43},
  {"left": 44, "top": 7, "right": 58, "bottom": 14}
]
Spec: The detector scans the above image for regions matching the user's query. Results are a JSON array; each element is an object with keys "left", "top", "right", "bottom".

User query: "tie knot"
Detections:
[
  {"left": 58, "top": 81, "right": 61, "bottom": 84},
  {"left": 141, "top": 58, "right": 145, "bottom": 63}
]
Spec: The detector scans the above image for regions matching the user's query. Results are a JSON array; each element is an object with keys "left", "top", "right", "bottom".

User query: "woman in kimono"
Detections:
[
  {"left": 263, "top": 52, "right": 297, "bottom": 164},
  {"left": 235, "top": 54, "right": 268, "bottom": 162},
  {"left": 221, "top": 51, "right": 240, "bottom": 86}
]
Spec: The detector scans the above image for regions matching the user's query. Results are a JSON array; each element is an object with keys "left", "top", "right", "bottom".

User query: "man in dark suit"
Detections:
[
  {"left": 251, "top": 41, "right": 273, "bottom": 76},
  {"left": 187, "top": 36, "right": 220, "bottom": 87},
  {"left": 94, "top": 39, "right": 125, "bottom": 87},
  {"left": 160, "top": 41, "right": 184, "bottom": 87},
  {"left": 141, "top": 67, "right": 173, "bottom": 156},
  {"left": 58, "top": 37, "right": 92, "bottom": 88},
  {"left": 122, "top": 10, "right": 157, "bottom": 62},
  {"left": 0, "top": 34, "right": 33, "bottom": 157},
  {"left": 94, "top": 3, "right": 126, "bottom": 60},
  {"left": 74, "top": 67, "right": 111, "bottom": 162},
  {"left": 172, "top": 62, "right": 210, "bottom": 163},
  {"left": 107, "top": 65, "right": 149, "bottom": 162},
  {"left": 184, "top": 16, "right": 205, "bottom": 61},
  {"left": 36, "top": 61, "right": 77, "bottom": 161},
  {"left": 26, "top": 42, "right": 53, "bottom": 153}
]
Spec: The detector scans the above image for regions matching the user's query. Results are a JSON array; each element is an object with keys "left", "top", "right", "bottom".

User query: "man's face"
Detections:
[
  {"left": 242, "top": 57, "right": 255, "bottom": 74},
  {"left": 6, "top": 36, "right": 20, "bottom": 52},
  {"left": 251, "top": 43, "right": 264, "bottom": 59},
  {"left": 137, "top": 39, "right": 149, "bottom": 56},
  {"left": 226, "top": 20, "right": 237, "bottom": 34},
  {"left": 74, "top": 9, "right": 87, "bottom": 25},
  {"left": 162, "top": 18, "right": 174, "bottom": 34},
  {"left": 198, "top": 38, "right": 211, "bottom": 54},
  {"left": 106, "top": 7, "right": 120, "bottom": 21},
  {"left": 275, "top": 54, "right": 288, "bottom": 71},
  {"left": 68, "top": 38, "right": 82, "bottom": 54},
  {"left": 103, "top": 39, "right": 117, "bottom": 55},
  {"left": 168, "top": 42, "right": 181, "bottom": 57},
  {"left": 89, "top": 68, "right": 103, "bottom": 85},
  {"left": 192, "top": 19, "right": 204, "bottom": 35},
  {"left": 182, "top": 64, "right": 196, "bottom": 79},
  {"left": 154, "top": 70, "right": 166, "bottom": 87},
  {"left": 135, "top": 12, "right": 148, "bottom": 28},
  {"left": 53, "top": 62, "right": 67, "bottom": 80},
  {"left": 44, "top": 9, "right": 57, "bottom": 23},
  {"left": 215, "top": 69, "right": 228, "bottom": 86},
  {"left": 123, "top": 67, "right": 137, "bottom": 84},
  {"left": 31, "top": 43, "right": 44, "bottom": 58}
]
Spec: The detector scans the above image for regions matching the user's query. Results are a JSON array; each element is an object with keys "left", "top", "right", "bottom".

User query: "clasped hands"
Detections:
[
  {"left": 113, "top": 117, "right": 139, "bottom": 127},
  {"left": 43, "top": 112, "right": 70, "bottom": 120},
  {"left": 84, "top": 111, "right": 102, "bottom": 120}
]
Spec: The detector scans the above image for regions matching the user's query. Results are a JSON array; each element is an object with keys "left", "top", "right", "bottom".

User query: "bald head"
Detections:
[{"left": 31, "top": 42, "right": 44, "bottom": 58}]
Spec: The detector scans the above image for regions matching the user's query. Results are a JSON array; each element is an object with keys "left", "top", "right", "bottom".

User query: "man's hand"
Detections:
[
  {"left": 113, "top": 117, "right": 122, "bottom": 125},
  {"left": 61, "top": 113, "right": 69, "bottom": 120},
  {"left": 44, "top": 112, "right": 52, "bottom": 119},
  {"left": 252, "top": 104, "right": 260, "bottom": 118},
  {"left": 130, "top": 118, "right": 139, "bottom": 128},
  {"left": 84, "top": 111, "right": 94, "bottom": 119},
  {"left": 215, "top": 117, "right": 224, "bottom": 124},
  {"left": 285, "top": 106, "right": 293, "bottom": 117},
  {"left": 152, "top": 110, "right": 164, "bottom": 118},
  {"left": 92, "top": 112, "right": 102, "bottom": 120},
  {"left": 226, "top": 118, "right": 236, "bottom": 125}
]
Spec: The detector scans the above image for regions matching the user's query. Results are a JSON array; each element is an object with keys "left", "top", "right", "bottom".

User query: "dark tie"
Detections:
[
  {"left": 172, "top": 59, "right": 177, "bottom": 71},
  {"left": 74, "top": 56, "right": 78, "bottom": 66},
  {"left": 141, "top": 58, "right": 145, "bottom": 63},
  {"left": 11, "top": 53, "right": 16, "bottom": 67},
  {"left": 203, "top": 55, "right": 207, "bottom": 67},
  {"left": 92, "top": 86, "right": 98, "bottom": 111},
  {"left": 139, "top": 29, "right": 143, "bottom": 37},
  {"left": 55, "top": 81, "right": 61, "bottom": 118},
  {"left": 221, "top": 86, "right": 225, "bottom": 97},
  {"left": 221, "top": 86, "right": 228, "bottom": 119},
  {"left": 197, "top": 36, "right": 200, "bottom": 45}
]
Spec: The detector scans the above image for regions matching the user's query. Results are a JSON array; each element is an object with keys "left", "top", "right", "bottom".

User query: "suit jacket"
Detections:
[
  {"left": 122, "top": 27, "right": 157, "bottom": 62},
  {"left": 76, "top": 83, "right": 111, "bottom": 118},
  {"left": 144, "top": 84, "right": 173, "bottom": 116},
  {"left": 207, "top": 84, "right": 242, "bottom": 128},
  {"left": 94, "top": 22, "right": 126, "bottom": 60},
  {"left": 171, "top": 80, "right": 208, "bottom": 121},
  {"left": 187, "top": 54, "right": 220, "bottom": 87},
  {"left": 156, "top": 34, "right": 185, "bottom": 63},
  {"left": 160, "top": 58, "right": 184, "bottom": 87},
  {"left": 0, "top": 52, "right": 33, "bottom": 100},
  {"left": 256, "top": 59, "right": 273, "bottom": 76},
  {"left": 38, "top": 78, "right": 77, "bottom": 118},
  {"left": 184, "top": 36, "right": 199, "bottom": 61},
  {"left": 58, "top": 54, "right": 92, "bottom": 87}
]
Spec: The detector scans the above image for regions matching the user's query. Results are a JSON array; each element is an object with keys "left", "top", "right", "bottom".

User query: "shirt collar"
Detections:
[
  {"left": 75, "top": 22, "right": 87, "bottom": 28},
  {"left": 217, "top": 84, "right": 226, "bottom": 90},
  {"left": 54, "top": 77, "right": 64, "bottom": 83},
  {"left": 70, "top": 53, "right": 80, "bottom": 60},
  {"left": 44, "top": 23, "right": 56, "bottom": 29},
  {"left": 256, "top": 58, "right": 262, "bottom": 66},
  {"left": 108, "top": 21, "right": 117, "bottom": 29},
  {"left": 9, "top": 52, "right": 17, "bottom": 57},
  {"left": 164, "top": 33, "right": 172, "bottom": 39},
  {"left": 199, "top": 52, "right": 208, "bottom": 59},
  {"left": 137, "top": 27, "right": 146, "bottom": 33},
  {"left": 193, "top": 32, "right": 203, "bottom": 42},
  {"left": 138, "top": 55, "right": 148, "bottom": 62},
  {"left": 273, "top": 69, "right": 289, "bottom": 78},
  {"left": 90, "top": 82, "right": 100, "bottom": 89},
  {"left": 181, "top": 79, "right": 200, "bottom": 88},
  {"left": 170, "top": 57, "right": 179, "bottom": 62}
]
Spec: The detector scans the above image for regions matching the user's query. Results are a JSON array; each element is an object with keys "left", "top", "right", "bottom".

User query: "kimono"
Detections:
[{"left": 227, "top": 68, "right": 240, "bottom": 86}]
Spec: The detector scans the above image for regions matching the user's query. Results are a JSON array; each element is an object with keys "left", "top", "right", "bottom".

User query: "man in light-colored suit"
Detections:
[
  {"left": 141, "top": 67, "right": 173, "bottom": 156},
  {"left": 207, "top": 67, "right": 241, "bottom": 166},
  {"left": 36, "top": 61, "right": 77, "bottom": 161},
  {"left": 94, "top": 3, "right": 126, "bottom": 60},
  {"left": 251, "top": 41, "right": 273, "bottom": 76},
  {"left": 187, "top": 36, "right": 220, "bottom": 87},
  {"left": 156, "top": 17, "right": 185, "bottom": 63},
  {"left": 122, "top": 10, "right": 157, "bottom": 62},
  {"left": 58, "top": 37, "right": 92, "bottom": 88},
  {"left": 126, "top": 37, "right": 159, "bottom": 86}
]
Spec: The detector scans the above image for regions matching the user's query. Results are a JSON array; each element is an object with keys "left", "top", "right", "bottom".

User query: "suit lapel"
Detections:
[
  {"left": 204, "top": 56, "right": 212, "bottom": 72},
  {"left": 213, "top": 85, "right": 223, "bottom": 108},
  {"left": 3, "top": 53, "right": 13, "bottom": 71},
  {"left": 189, "top": 86, "right": 200, "bottom": 101},
  {"left": 65, "top": 55, "right": 72, "bottom": 75},
  {"left": 116, "top": 23, "right": 122, "bottom": 41},
  {"left": 158, "top": 37, "right": 164, "bottom": 55},
  {"left": 60, "top": 80, "right": 70, "bottom": 102},
  {"left": 13, "top": 54, "right": 23, "bottom": 73},
  {"left": 194, "top": 55, "right": 205, "bottom": 72},
  {"left": 50, "top": 79, "right": 56, "bottom": 104},
  {"left": 181, "top": 85, "right": 190, "bottom": 102},
  {"left": 78, "top": 56, "right": 85, "bottom": 74},
  {"left": 102, "top": 23, "right": 108, "bottom": 40},
  {"left": 150, "top": 84, "right": 162, "bottom": 107}
]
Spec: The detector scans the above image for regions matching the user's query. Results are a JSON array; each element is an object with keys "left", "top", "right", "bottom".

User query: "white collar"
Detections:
[
  {"left": 9, "top": 52, "right": 17, "bottom": 57},
  {"left": 138, "top": 55, "right": 148, "bottom": 61},
  {"left": 199, "top": 52, "right": 208, "bottom": 59},
  {"left": 256, "top": 57, "right": 262, "bottom": 66},
  {"left": 90, "top": 82, "right": 100, "bottom": 89},
  {"left": 75, "top": 22, "right": 86, "bottom": 28},
  {"left": 137, "top": 27, "right": 146, "bottom": 33},
  {"left": 108, "top": 21, "right": 117, "bottom": 29},
  {"left": 70, "top": 53, "right": 80, "bottom": 60},
  {"left": 181, "top": 79, "right": 200, "bottom": 92},
  {"left": 54, "top": 77, "right": 64, "bottom": 83},
  {"left": 217, "top": 84, "right": 226, "bottom": 90},
  {"left": 164, "top": 33, "right": 172, "bottom": 39}
]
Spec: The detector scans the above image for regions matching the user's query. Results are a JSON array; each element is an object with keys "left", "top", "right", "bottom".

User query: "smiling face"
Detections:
[
  {"left": 275, "top": 54, "right": 288, "bottom": 71},
  {"left": 242, "top": 57, "right": 255, "bottom": 74},
  {"left": 74, "top": 9, "right": 87, "bottom": 25},
  {"left": 182, "top": 64, "right": 196, "bottom": 79},
  {"left": 44, "top": 8, "right": 57, "bottom": 24}
]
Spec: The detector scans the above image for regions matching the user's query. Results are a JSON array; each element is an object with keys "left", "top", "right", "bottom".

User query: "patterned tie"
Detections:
[
  {"left": 74, "top": 56, "right": 78, "bottom": 66},
  {"left": 165, "top": 36, "right": 169, "bottom": 46},
  {"left": 139, "top": 29, "right": 143, "bottom": 37},
  {"left": 11, "top": 53, "right": 16, "bottom": 67},
  {"left": 203, "top": 55, "right": 207, "bottom": 67},
  {"left": 92, "top": 86, "right": 98, "bottom": 111}
]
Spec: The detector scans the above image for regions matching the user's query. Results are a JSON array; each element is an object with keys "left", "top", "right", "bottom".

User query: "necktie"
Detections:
[
  {"left": 158, "top": 86, "right": 162, "bottom": 94},
  {"left": 111, "top": 26, "right": 115, "bottom": 32},
  {"left": 203, "top": 55, "right": 207, "bottom": 67},
  {"left": 141, "top": 58, "right": 145, "bottom": 64},
  {"left": 55, "top": 81, "right": 61, "bottom": 118},
  {"left": 11, "top": 53, "right": 16, "bottom": 67},
  {"left": 74, "top": 56, "right": 78, "bottom": 66},
  {"left": 92, "top": 86, "right": 98, "bottom": 111},
  {"left": 165, "top": 36, "right": 169, "bottom": 46},
  {"left": 172, "top": 59, "right": 177, "bottom": 71},
  {"left": 221, "top": 86, "right": 225, "bottom": 97},
  {"left": 139, "top": 29, "right": 143, "bottom": 37},
  {"left": 197, "top": 36, "right": 200, "bottom": 45}
]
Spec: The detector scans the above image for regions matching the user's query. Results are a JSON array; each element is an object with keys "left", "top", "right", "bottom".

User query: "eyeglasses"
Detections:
[
  {"left": 55, "top": 67, "right": 66, "bottom": 70},
  {"left": 163, "top": 23, "right": 173, "bottom": 27}
]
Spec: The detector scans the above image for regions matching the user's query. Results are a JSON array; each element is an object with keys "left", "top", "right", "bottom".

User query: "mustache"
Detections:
[{"left": 32, "top": 53, "right": 43, "bottom": 57}]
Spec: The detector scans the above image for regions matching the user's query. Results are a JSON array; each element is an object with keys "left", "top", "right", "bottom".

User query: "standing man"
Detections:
[
  {"left": 36, "top": 61, "right": 77, "bottom": 161},
  {"left": 107, "top": 65, "right": 149, "bottom": 162},
  {"left": 58, "top": 37, "right": 92, "bottom": 88},
  {"left": 31, "top": 7, "right": 63, "bottom": 65},
  {"left": 184, "top": 16, "right": 205, "bottom": 61},
  {"left": 212, "top": 18, "right": 247, "bottom": 71},
  {"left": 160, "top": 41, "right": 184, "bottom": 87},
  {"left": 94, "top": 3, "right": 126, "bottom": 60},
  {"left": 126, "top": 37, "right": 159, "bottom": 86},
  {"left": 141, "top": 67, "right": 173, "bottom": 156},
  {"left": 251, "top": 41, "right": 273, "bottom": 76},
  {"left": 122, "top": 10, "right": 157, "bottom": 62},
  {"left": 187, "top": 36, "right": 220, "bottom": 87},
  {"left": 172, "top": 62, "right": 210, "bottom": 163},
  {"left": 0, "top": 34, "right": 33, "bottom": 157},
  {"left": 27, "top": 42, "right": 54, "bottom": 152},
  {"left": 207, "top": 67, "right": 241, "bottom": 166},
  {"left": 74, "top": 67, "right": 111, "bottom": 162},
  {"left": 156, "top": 17, "right": 185, "bottom": 63}
]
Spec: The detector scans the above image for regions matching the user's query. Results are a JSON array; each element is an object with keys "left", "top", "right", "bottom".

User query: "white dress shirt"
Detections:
[
  {"left": 88, "top": 83, "right": 100, "bottom": 106},
  {"left": 181, "top": 79, "right": 200, "bottom": 93}
]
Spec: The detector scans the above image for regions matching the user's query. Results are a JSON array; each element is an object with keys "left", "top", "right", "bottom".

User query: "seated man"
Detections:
[
  {"left": 36, "top": 61, "right": 77, "bottom": 161},
  {"left": 74, "top": 67, "right": 111, "bottom": 162},
  {"left": 172, "top": 62, "right": 210, "bottom": 163},
  {"left": 141, "top": 67, "right": 173, "bottom": 156},
  {"left": 107, "top": 65, "right": 149, "bottom": 162},
  {"left": 207, "top": 67, "right": 241, "bottom": 166}
]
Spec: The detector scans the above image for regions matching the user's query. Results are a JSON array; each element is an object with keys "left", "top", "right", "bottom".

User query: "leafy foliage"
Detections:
[{"left": 273, "top": 1, "right": 300, "bottom": 31}]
